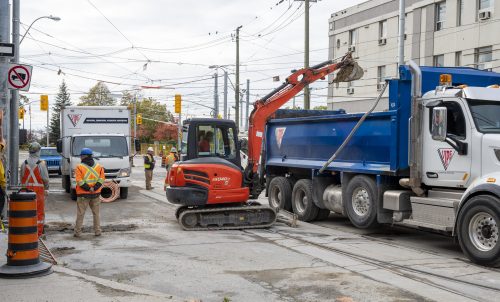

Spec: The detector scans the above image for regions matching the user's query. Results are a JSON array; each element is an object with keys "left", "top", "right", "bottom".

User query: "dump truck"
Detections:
[{"left": 263, "top": 63, "right": 500, "bottom": 266}]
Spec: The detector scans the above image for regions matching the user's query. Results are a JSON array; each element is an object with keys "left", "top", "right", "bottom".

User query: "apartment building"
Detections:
[{"left": 327, "top": 0, "right": 499, "bottom": 112}]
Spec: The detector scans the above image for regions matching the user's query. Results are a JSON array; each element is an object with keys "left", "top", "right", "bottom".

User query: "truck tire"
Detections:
[
  {"left": 292, "top": 179, "right": 319, "bottom": 222},
  {"left": 120, "top": 187, "right": 129, "bottom": 199},
  {"left": 315, "top": 208, "right": 331, "bottom": 221},
  {"left": 70, "top": 189, "right": 77, "bottom": 201},
  {"left": 457, "top": 195, "right": 500, "bottom": 267},
  {"left": 344, "top": 175, "right": 379, "bottom": 229},
  {"left": 63, "top": 175, "right": 71, "bottom": 193},
  {"left": 268, "top": 177, "right": 292, "bottom": 211}
]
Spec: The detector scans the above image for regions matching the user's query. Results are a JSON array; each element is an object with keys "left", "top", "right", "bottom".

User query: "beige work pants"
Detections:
[
  {"left": 145, "top": 169, "right": 153, "bottom": 190},
  {"left": 75, "top": 196, "right": 101, "bottom": 235}
]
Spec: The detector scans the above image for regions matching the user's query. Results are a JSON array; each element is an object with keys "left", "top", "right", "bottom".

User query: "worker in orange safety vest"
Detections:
[
  {"left": 74, "top": 148, "right": 105, "bottom": 237},
  {"left": 20, "top": 142, "right": 49, "bottom": 236}
]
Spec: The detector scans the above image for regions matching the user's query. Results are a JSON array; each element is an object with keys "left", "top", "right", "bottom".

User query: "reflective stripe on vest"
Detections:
[
  {"left": 77, "top": 163, "right": 104, "bottom": 187},
  {"left": 21, "top": 163, "right": 44, "bottom": 188}
]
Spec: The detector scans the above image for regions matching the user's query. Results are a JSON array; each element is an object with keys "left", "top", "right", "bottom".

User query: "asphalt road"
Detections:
[{"left": 2, "top": 155, "right": 500, "bottom": 301}]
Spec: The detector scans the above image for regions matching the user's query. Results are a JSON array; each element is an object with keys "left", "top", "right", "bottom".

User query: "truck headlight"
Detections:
[
  {"left": 495, "top": 149, "right": 500, "bottom": 162},
  {"left": 118, "top": 168, "right": 130, "bottom": 177}
]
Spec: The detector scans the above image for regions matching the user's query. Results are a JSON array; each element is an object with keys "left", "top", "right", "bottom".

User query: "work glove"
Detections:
[
  {"left": 94, "top": 182, "right": 102, "bottom": 191},
  {"left": 81, "top": 183, "right": 91, "bottom": 191}
]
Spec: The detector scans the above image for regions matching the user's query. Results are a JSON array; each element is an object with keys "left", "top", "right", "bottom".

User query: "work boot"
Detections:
[
  {"left": 73, "top": 232, "right": 81, "bottom": 238},
  {"left": 95, "top": 231, "right": 102, "bottom": 237}
]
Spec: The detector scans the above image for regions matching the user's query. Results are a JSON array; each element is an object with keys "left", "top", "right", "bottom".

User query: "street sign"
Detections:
[
  {"left": 7, "top": 63, "right": 32, "bottom": 91},
  {"left": 0, "top": 43, "right": 14, "bottom": 57}
]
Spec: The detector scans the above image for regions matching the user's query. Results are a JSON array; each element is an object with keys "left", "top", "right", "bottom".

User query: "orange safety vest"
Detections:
[
  {"left": 75, "top": 163, "right": 105, "bottom": 196},
  {"left": 21, "top": 160, "right": 45, "bottom": 236}
]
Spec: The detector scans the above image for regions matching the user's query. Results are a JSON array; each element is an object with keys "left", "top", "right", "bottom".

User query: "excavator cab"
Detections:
[{"left": 180, "top": 118, "right": 241, "bottom": 168}]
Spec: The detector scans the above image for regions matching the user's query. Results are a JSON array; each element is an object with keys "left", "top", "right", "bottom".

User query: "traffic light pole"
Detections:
[
  {"left": 46, "top": 106, "right": 49, "bottom": 146},
  {"left": 9, "top": 0, "right": 20, "bottom": 186}
]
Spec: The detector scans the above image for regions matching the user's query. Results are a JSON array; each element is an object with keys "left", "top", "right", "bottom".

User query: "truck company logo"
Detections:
[
  {"left": 438, "top": 148, "right": 455, "bottom": 171},
  {"left": 212, "top": 176, "right": 230, "bottom": 185},
  {"left": 275, "top": 127, "right": 286, "bottom": 148},
  {"left": 68, "top": 114, "right": 82, "bottom": 127}
]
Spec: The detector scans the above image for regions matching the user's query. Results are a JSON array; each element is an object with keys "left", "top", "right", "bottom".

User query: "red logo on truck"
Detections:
[
  {"left": 68, "top": 114, "right": 82, "bottom": 127},
  {"left": 438, "top": 148, "right": 455, "bottom": 170}
]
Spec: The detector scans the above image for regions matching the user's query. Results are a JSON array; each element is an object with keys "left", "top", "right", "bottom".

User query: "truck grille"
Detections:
[
  {"left": 104, "top": 168, "right": 120, "bottom": 179},
  {"left": 45, "top": 159, "right": 60, "bottom": 167}
]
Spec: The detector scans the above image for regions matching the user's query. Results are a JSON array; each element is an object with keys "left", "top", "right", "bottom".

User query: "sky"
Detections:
[{"left": 18, "top": 0, "right": 366, "bottom": 129}]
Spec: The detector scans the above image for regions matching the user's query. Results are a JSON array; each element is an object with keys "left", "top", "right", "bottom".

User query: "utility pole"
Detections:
[
  {"left": 213, "top": 72, "right": 218, "bottom": 118},
  {"left": 398, "top": 0, "right": 406, "bottom": 66},
  {"left": 46, "top": 106, "right": 49, "bottom": 146},
  {"left": 235, "top": 25, "right": 242, "bottom": 130},
  {"left": 10, "top": 0, "right": 20, "bottom": 186},
  {"left": 223, "top": 70, "right": 228, "bottom": 119},
  {"left": 0, "top": 0, "right": 10, "bottom": 169},
  {"left": 245, "top": 79, "right": 250, "bottom": 131},
  {"left": 303, "top": 0, "right": 310, "bottom": 109}
]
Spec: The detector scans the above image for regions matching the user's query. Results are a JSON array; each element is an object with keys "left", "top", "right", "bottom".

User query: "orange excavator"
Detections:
[{"left": 166, "top": 53, "right": 363, "bottom": 230}]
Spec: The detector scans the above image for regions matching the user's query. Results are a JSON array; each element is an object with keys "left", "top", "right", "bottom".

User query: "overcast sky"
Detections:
[{"left": 18, "top": 0, "right": 365, "bottom": 129}]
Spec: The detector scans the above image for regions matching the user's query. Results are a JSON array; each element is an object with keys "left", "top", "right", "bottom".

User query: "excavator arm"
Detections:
[{"left": 244, "top": 53, "right": 363, "bottom": 197}]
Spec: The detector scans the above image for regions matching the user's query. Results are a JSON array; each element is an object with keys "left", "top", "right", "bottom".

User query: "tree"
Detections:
[
  {"left": 120, "top": 91, "right": 134, "bottom": 106},
  {"left": 153, "top": 123, "right": 178, "bottom": 142},
  {"left": 313, "top": 105, "right": 328, "bottom": 110},
  {"left": 49, "top": 80, "right": 72, "bottom": 142},
  {"left": 79, "top": 82, "right": 116, "bottom": 106},
  {"left": 135, "top": 97, "right": 175, "bottom": 143}
]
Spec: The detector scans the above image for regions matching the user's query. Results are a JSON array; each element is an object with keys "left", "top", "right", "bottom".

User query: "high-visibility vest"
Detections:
[
  {"left": 144, "top": 154, "right": 154, "bottom": 169},
  {"left": 21, "top": 160, "right": 44, "bottom": 188},
  {"left": 75, "top": 163, "right": 105, "bottom": 196}
]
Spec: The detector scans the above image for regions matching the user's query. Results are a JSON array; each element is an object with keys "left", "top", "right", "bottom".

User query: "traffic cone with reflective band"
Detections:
[{"left": 0, "top": 190, "right": 52, "bottom": 278}]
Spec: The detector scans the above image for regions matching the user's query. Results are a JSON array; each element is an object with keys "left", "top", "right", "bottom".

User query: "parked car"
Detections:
[{"left": 40, "top": 147, "right": 62, "bottom": 175}]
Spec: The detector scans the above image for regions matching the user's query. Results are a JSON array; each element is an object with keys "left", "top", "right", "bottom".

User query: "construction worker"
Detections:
[
  {"left": 74, "top": 148, "right": 105, "bottom": 237},
  {"left": 20, "top": 142, "right": 49, "bottom": 237},
  {"left": 144, "top": 147, "right": 155, "bottom": 190},
  {"left": 0, "top": 141, "right": 6, "bottom": 221},
  {"left": 163, "top": 147, "right": 178, "bottom": 190}
]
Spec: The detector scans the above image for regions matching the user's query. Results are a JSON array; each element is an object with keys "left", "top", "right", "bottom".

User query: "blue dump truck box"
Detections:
[{"left": 265, "top": 66, "right": 500, "bottom": 176}]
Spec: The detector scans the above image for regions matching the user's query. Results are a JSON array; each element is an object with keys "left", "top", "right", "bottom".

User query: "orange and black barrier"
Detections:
[{"left": 0, "top": 190, "right": 51, "bottom": 278}]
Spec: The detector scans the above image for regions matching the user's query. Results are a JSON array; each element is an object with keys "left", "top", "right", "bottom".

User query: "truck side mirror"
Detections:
[
  {"left": 56, "top": 139, "right": 63, "bottom": 153},
  {"left": 431, "top": 107, "right": 447, "bottom": 142},
  {"left": 134, "top": 139, "right": 141, "bottom": 152}
]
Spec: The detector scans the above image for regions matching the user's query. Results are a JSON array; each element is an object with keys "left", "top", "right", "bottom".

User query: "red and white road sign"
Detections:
[{"left": 7, "top": 63, "right": 32, "bottom": 91}]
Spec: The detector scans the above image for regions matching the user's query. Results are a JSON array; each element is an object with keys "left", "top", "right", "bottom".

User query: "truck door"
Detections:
[{"left": 422, "top": 99, "right": 472, "bottom": 188}]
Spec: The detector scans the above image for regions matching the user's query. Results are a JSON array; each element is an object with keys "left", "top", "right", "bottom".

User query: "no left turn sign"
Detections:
[{"left": 7, "top": 63, "right": 32, "bottom": 91}]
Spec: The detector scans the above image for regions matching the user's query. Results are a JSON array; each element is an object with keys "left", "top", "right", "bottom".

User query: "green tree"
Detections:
[
  {"left": 79, "top": 82, "right": 116, "bottom": 106},
  {"left": 49, "top": 81, "right": 72, "bottom": 142},
  {"left": 135, "top": 97, "right": 175, "bottom": 143},
  {"left": 313, "top": 105, "right": 328, "bottom": 110},
  {"left": 120, "top": 91, "right": 134, "bottom": 106}
]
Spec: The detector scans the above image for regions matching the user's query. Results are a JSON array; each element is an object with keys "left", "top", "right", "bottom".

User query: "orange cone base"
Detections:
[{"left": 0, "top": 262, "right": 52, "bottom": 278}]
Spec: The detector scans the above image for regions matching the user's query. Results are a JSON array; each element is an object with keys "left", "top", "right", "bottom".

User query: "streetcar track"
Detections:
[{"left": 256, "top": 228, "right": 500, "bottom": 301}]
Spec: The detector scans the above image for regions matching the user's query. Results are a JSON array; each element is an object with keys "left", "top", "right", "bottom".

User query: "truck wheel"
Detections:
[
  {"left": 457, "top": 195, "right": 500, "bottom": 267},
  {"left": 70, "top": 189, "right": 77, "bottom": 201},
  {"left": 292, "top": 179, "right": 319, "bottom": 222},
  {"left": 315, "top": 208, "right": 331, "bottom": 221},
  {"left": 344, "top": 175, "right": 379, "bottom": 229},
  {"left": 120, "top": 187, "right": 129, "bottom": 199},
  {"left": 64, "top": 175, "right": 71, "bottom": 193},
  {"left": 268, "top": 177, "right": 292, "bottom": 211}
]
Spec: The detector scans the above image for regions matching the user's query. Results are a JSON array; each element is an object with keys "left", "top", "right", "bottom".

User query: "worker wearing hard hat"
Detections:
[
  {"left": 20, "top": 142, "right": 49, "bottom": 236},
  {"left": 74, "top": 148, "right": 105, "bottom": 237},
  {"left": 144, "top": 147, "right": 156, "bottom": 190},
  {"left": 163, "top": 147, "right": 179, "bottom": 190}
]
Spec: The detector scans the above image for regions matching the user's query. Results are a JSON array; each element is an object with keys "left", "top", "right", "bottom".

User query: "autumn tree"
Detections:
[
  {"left": 49, "top": 80, "right": 72, "bottom": 142},
  {"left": 79, "top": 82, "right": 116, "bottom": 106},
  {"left": 135, "top": 97, "right": 175, "bottom": 143}
]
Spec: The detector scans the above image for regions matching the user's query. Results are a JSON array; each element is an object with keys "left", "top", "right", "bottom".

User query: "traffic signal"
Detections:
[
  {"left": 18, "top": 108, "right": 25, "bottom": 119},
  {"left": 136, "top": 113, "right": 142, "bottom": 125},
  {"left": 174, "top": 94, "right": 181, "bottom": 114},
  {"left": 40, "top": 95, "right": 48, "bottom": 111}
]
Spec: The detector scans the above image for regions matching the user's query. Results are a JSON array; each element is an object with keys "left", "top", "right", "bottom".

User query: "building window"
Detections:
[
  {"left": 457, "top": 0, "right": 464, "bottom": 26},
  {"left": 435, "top": 2, "right": 446, "bottom": 31},
  {"left": 377, "top": 66, "right": 386, "bottom": 83},
  {"left": 336, "top": 39, "right": 341, "bottom": 49},
  {"left": 379, "top": 20, "right": 387, "bottom": 38},
  {"left": 475, "top": 46, "right": 492, "bottom": 70},
  {"left": 455, "top": 51, "right": 462, "bottom": 66},
  {"left": 479, "top": 0, "right": 492, "bottom": 10},
  {"left": 434, "top": 54, "right": 444, "bottom": 67},
  {"left": 349, "top": 28, "right": 357, "bottom": 47}
]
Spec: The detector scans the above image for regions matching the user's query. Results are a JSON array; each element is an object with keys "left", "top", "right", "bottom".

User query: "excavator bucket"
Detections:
[{"left": 331, "top": 60, "right": 364, "bottom": 83}]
